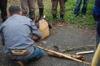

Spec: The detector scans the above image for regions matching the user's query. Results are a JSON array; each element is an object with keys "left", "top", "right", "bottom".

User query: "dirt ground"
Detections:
[{"left": 0, "top": 23, "right": 96, "bottom": 66}]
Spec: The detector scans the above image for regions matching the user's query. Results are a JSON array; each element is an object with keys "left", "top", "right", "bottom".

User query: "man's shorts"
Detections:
[{"left": 6, "top": 47, "right": 45, "bottom": 62}]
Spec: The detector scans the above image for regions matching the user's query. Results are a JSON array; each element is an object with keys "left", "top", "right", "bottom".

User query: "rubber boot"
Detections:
[
  {"left": 60, "top": 14, "right": 64, "bottom": 20},
  {"left": 39, "top": 8, "right": 43, "bottom": 19},
  {"left": 29, "top": 11, "right": 35, "bottom": 20}
]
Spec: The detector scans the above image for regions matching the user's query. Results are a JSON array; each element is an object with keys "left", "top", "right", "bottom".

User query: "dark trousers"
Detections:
[
  {"left": 37, "top": 0, "right": 44, "bottom": 18},
  {"left": 0, "top": 0, "right": 7, "bottom": 22},
  {"left": 37, "top": 0, "right": 43, "bottom": 8},
  {"left": 93, "top": 15, "right": 100, "bottom": 46},
  {"left": 74, "top": 0, "right": 89, "bottom": 16},
  {"left": 20, "top": 0, "right": 35, "bottom": 19},
  {"left": 20, "top": 0, "right": 44, "bottom": 19},
  {"left": 51, "top": 0, "right": 65, "bottom": 17}
]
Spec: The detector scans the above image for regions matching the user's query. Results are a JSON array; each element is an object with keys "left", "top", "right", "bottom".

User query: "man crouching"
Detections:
[{"left": 0, "top": 5, "right": 44, "bottom": 63}]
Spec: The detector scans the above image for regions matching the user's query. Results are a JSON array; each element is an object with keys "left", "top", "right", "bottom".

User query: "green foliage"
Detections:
[{"left": 43, "top": 0, "right": 95, "bottom": 29}]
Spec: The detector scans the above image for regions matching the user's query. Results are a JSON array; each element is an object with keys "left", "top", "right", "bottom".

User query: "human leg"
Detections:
[
  {"left": 74, "top": 0, "right": 82, "bottom": 16},
  {"left": 37, "top": 0, "right": 44, "bottom": 18},
  {"left": 20, "top": 0, "right": 29, "bottom": 16},
  {"left": 93, "top": 15, "right": 100, "bottom": 46},
  {"left": 81, "top": 0, "right": 89, "bottom": 15},
  {"left": 51, "top": 0, "right": 58, "bottom": 19},
  {"left": 0, "top": 0, "right": 7, "bottom": 22},
  {"left": 59, "top": 0, "right": 65, "bottom": 20},
  {"left": 28, "top": 0, "right": 35, "bottom": 20}
]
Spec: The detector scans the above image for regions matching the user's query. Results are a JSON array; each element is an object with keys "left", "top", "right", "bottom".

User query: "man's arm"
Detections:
[{"left": 30, "top": 21, "right": 42, "bottom": 41}]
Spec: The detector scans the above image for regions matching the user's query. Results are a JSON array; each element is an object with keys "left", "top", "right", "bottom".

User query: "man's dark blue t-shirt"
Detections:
[
  {"left": 93, "top": 0, "right": 100, "bottom": 16},
  {"left": 95, "top": 0, "right": 100, "bottom": 7}
]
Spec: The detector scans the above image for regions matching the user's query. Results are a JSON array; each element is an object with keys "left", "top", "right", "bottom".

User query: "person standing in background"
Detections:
[
  {"left": 0, "top": 0, "right": 7, "bottom": 22},
  {"left": 20, "top": 0, "right": 44, "bottom": 20},
  {"left": 20, "top": 0, "right": 35, "bottom": 20},
  {"left": 93, "top": 0, "right": 100, "bottom": 46},
  {"left": 91, "top": 0, "right": 100, "bottom": 65},
  {"left": 51, "top": 0, "right": 65, "bottom": 20},
  {"left": 74, "top": 0, "right": 89, "bottom": 16}
]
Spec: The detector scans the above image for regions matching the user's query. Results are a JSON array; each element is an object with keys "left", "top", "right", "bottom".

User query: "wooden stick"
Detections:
[
  {"left": 37, "top": 46, "right": 91, "bottom": 65},
  {"left": 76, "top": 50, "right": 94, "bottom": 55},
  {"left": 16, "top": 61, "right": 24, "bottom": 66}
]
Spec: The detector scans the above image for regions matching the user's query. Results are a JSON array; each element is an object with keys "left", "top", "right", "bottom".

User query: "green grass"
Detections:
[{"left": 43, "top": 0, "right": 95, "bottom": 29}]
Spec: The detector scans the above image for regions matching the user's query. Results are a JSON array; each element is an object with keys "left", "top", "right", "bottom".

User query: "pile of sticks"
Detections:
[{"left": 37, "top": 46, "right": 91, "bottom": 65}]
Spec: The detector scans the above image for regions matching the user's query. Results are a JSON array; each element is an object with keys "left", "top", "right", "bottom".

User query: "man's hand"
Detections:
[{"left": 32, "top": 35, "right": 41, "bottom": 42}]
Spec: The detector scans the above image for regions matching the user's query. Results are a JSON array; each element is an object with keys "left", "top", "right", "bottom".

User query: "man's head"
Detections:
[{"left": 8, "top": 5, "right": 22, "bottom": 16}]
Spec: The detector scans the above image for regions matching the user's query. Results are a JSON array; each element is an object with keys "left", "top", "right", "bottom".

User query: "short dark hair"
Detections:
[{"left": 9, "top": 5, "right": 21, "bottom": 15}]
